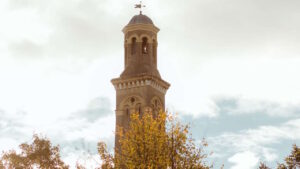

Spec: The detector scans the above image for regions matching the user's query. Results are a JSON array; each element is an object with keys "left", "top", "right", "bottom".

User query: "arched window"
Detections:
[
  {"left": 126, "top": 108, "right": 130, "bottom": 116},
  {"left": 153, "top": 39, "right": 157, "bottom": 65},
  {"left": 131, "top": 97, "right": 135, "bottom": 104},
  {"left": 151, "top": 97, "right": 163, "bottom": 114},
  {"left": 125, "top": 40, "right": 128, "bottom": 66},
  {"left": 131, "top": 37, "right": 137, "bottom": 55},
  {"left": 136, "top": 103, "right": 142, "bottom": 114},
  {"left": 142, "top": 37, "right": 148, "bottom": 54},
  {"left": 121, "top": 96, "right": 144, "bottom": 119}
]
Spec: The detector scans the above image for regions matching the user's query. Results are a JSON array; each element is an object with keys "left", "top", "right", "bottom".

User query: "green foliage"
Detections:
[{"left": 0, "top": 134, "right": 68, "bottom": 169}]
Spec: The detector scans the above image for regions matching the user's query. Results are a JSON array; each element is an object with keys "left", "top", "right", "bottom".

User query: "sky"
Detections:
[{"left": 0, "top": 0, "right": 300, "bottom": 168}]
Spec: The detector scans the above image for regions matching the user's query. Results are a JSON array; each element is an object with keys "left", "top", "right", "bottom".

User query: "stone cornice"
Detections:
[
  {"left": 111, "top": 75, "right": 170, "bottom": 94},
  {"left": 122, "top": 24, "right": 160, "bottom": 34}
]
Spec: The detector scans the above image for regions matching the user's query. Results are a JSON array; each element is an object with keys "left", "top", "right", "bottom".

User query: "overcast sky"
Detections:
[{"left": 0, "top": 0, "right": 300, "bottom": 168}]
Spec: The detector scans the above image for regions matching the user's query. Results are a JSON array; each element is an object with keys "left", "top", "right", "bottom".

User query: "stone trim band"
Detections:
[{"left": 111, "top": 76, "right": 170, "bottom": 94}]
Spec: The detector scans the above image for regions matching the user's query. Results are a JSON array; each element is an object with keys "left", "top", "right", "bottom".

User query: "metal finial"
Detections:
[{"left": 135, "top": 1, "right": 146, "bottom": 14}]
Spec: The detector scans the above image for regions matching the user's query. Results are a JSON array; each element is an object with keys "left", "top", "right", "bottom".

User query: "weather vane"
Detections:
[{"left": 135, "top": 1, "right": 146, "bottom": 14}]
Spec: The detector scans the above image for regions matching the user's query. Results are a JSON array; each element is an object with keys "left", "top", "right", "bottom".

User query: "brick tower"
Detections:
[{"left": 111, "top": 12, "right": 170, "bottom": 151}]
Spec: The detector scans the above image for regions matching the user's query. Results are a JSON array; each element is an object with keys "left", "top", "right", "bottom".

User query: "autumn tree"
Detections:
[
  {"left": 115, "top": 111, "right": 168, "bottom": 169},
  {"left": 258, "top": 162, "right": 271, "bottom": 169},
  {"left": 259, "top": 144, "right": 300, "bottom": 169},
  {"left": 285, "top": 144, "right": 300, "bottom": 169},
  {"left": 97, "top": 142, "right": 114, "bottom": 169},
  {"left": 166, "top": 114, "right": 209, "bottom": 169},
  {"left": 277, "top": 164, "right": 287, "bottom": 169},
  {"left": 98, "top": 111, "right": 210, "bottom": 169},
  {"left": 75, "top": 163, "right": 87, "bottom": 169},
  {"left": 277, "top": 144, "right": 300, "bottom": 169},
  {"left": 0, "top": 160, "right": 4, "bottom": 169},
  {"left": 0, "top": 134, "right": 68, "bottom": 169}
]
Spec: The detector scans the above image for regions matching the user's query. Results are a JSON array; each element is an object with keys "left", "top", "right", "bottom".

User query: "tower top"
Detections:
[
  {"left": 134, "top": 1, "right": 146, "bottom": 15},
  {"left": 128, "top": 14, "right": 153, "bottom": 25}
]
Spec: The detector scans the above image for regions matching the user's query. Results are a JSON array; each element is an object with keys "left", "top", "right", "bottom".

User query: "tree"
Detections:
[
  {"left": 0, "top": 160, "right": 4, "bottom": 169},
  {"left": 0, "top": 134, "right": 68, "bottom": 169},
  {"left": 277, "top": 163, "right": 287, "bottom": 169},
  {"left": 275, "top": 144, "right": 300, "bottom": 169},
  {"left": 166, "top": 114, "right": 209, "bottom": 169},
  {"left": 259, "top": 162, "right": 271, "bottom": 169},
  {"left": 285, "top": 144, "right": 300, "bottom": 169},
  {"left": 97, "top": 142, "right": 114, "bottom": 169},
  {"left": 258, "top": 145, "right": 300, "bottom": 169},
  {"left": 98, "top": 111, "right": 210, "bottom": 169},
  {"left": 115, "top": 111, "right": 169, "bottom": 169},
  {"left": 75, "top": 162, "right": 86, "bottom": 169}
]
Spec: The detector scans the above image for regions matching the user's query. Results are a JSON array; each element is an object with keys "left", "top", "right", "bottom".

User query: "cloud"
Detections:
[
  {"left": 215, "top": 96, "right": 300, "bottom": 117},
  {"left": 2, "top": 0, "right": 130, "bottom": 62},
  {"left": 166, "top": 57, "right": 300, "bottom": 118},
  {"left": 221, "top": 118, "right": 300, "bottom": 147},
  {"left": 208, "top": 118, "right": 300, "bottom": 168},
  {"left": 156, "top": 0, "right": 300, "bottom": 62},
  {"left": 8, "top": 40, "right": 43, "bottom": 58},
  {"left": 64, "top": 152, "right": 101, "bottom": 169},
  {"left": 41, "top": 97, "right": 115, "bottom": 167},
  {"left": 4, "top": 0, "right": 300, "bottom": 66},
  {"left": 0, "top": 96, "right": 115, "bottom": 168},
  {"left": 71, "top": 97, "right": 112, "bottom": 122},
  {"left": 175, "top": 95, "right": 300, "bottom": 120},
  {"left": 0, "top": 110, "right": 32, "bottom": 152},
  {"left": 166, "top": 96, "right": 300, "bottom": 168},
  {"left": 0, "top": 110, "right": 27, "bottom": 137},
  {"left": 228, "top": 151, "right": 259, "bottom": 169},
  {"left": 49, "top": 114, "right": 115, "bottom": 168}
]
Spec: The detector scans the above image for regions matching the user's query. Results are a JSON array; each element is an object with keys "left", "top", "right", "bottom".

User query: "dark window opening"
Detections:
[
  {"left": 131, "top": 37, "right": 137, "bottom": 55},
  {"left": 153, "top": 39, "right": 157, "bottom": 64},
  {"left": 125, "top": 42, "right": 128, "bottom": 66},
  {"left": 142, "top": 37, "right": 148, "bottom": 54},
  {"left": 131, "top": 97, "right": 135, "bottom": 104}
]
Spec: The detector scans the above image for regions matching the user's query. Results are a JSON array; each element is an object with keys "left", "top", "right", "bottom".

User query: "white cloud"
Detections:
[
  {"left": 0, "top": 110, "right": 32, "bottom": 152},
  {"left": 64, "top": 152, "right": 101, "bottom": 169},
  {"left": 0, "top": 97, "right": 115, "bottom": 168},
  {"left": 166, "top": 57, "right": 300, "bottom": 117},
  {"left": 262, "top": 148, "right": 278, "bottom": 162},
  {"left": 228, "top": 151, "right": 259, "bottom": 169},
  {"left": 214, "top": 96, "right": 300, "bottom": 117},
  {"left": 209, "top": 118, "right": 300, "bottom": 167}
]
